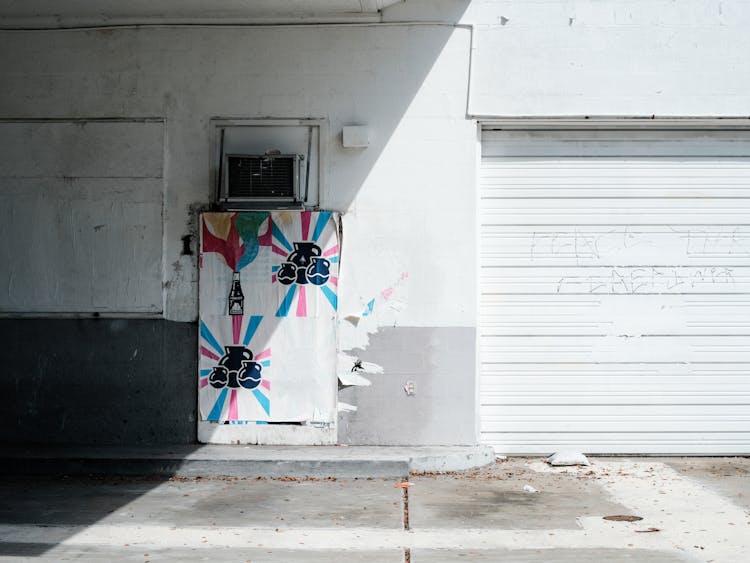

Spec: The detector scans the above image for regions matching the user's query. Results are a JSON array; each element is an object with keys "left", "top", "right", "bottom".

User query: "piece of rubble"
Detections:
[
  {"left": 547, "top": 451, "right": 590, "bottom": 466},
  {"left": 603, "top": 515, "right": 643, "bottom": 522},
  {"left": 523, "top": 484, "right": 538, "bottom": 493}
]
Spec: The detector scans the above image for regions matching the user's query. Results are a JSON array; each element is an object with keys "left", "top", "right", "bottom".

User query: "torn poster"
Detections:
[
  {"left": 199, "top": 212, "right": 339, "bottom": 424},
  {"left": 201, "top": 211, "right": 339, "bottom": 318}
]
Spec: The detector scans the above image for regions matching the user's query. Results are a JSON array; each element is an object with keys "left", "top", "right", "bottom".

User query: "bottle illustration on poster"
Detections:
[{"left": 228, "top": 271, "right": 244, "bottom": 315}]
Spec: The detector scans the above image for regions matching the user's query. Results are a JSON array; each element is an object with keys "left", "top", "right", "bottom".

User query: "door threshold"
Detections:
[{"left": 198, "top": 420, "right": 335, "bottom": 445}]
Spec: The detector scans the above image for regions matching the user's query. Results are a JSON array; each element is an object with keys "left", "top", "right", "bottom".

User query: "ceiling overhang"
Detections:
[{"left": 0, "top": 0, "right": 406, "bottom": 28}]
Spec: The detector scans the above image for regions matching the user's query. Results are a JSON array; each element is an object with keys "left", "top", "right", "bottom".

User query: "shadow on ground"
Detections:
[{"left": 0, "top": 475, "right": 175, "bottom": 557}]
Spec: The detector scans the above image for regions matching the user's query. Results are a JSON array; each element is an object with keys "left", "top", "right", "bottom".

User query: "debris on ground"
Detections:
[
  {"left": 603, "top": 515, "right": 643, "bottom": 522},
  {"left": 523, "top": 484, "right": 538, "bottom": 493},
  {"left": 547, "top": 451, "right": 590, "bottom": 467}
]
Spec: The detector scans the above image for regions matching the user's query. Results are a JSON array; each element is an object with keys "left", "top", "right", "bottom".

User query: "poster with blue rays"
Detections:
[
  {"left": 199, "top": 211, "right": 339, "bottom": 426},
  {"left": 268, "top": 211, "right": 340, "bottom": 318},
  {"left": 198, "top": 313, "right": 336, "bottom": 423},
  {"left": 200, "top": 211, "right": 340, "bottom": 318}
]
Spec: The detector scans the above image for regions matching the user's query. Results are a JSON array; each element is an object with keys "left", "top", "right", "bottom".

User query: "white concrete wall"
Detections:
[
  {"left": 387, "top": 0, "right": 750, "bottom": 116},
  {"left": 0, "top": 120, "right": 164, "bottom": 313},
  {"left": 0, "top": 24, "right": 475, "bottom": 329},
  {"left": 3, "top": 0, "right": 745, "bottom": 320}
]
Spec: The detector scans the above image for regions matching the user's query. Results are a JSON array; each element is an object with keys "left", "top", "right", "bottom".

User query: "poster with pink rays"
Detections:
[
  {"left": 199, "top": 211, "right": 339, "bottom": 425},
  {"left": 200, "top": 211, "right": 339, "bottom": 318},
  {"left": 198, "top": 313, "right": 336, "bottom": 423},
  {"left": 267, "top": 211, "right": 340, "bottom": 319}
]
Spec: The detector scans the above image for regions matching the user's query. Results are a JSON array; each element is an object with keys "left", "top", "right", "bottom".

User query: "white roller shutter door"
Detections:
[{"left": 479, "top": 130, "right": 750, "bottom": 455}]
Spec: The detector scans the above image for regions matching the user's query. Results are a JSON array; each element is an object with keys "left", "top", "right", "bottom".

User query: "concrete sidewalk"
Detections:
[
  {"left": 0, "top": 444, "right": 495, "bottom": 478},
  {"left": 0, "top": 457, "right": 748, "bottom": 562}
]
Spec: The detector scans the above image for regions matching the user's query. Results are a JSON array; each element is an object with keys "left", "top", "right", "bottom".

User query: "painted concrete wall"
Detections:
[
  {"left": 339, "top": 327, "right": 476, "bottom": 445},
  {"left": 0, "top": 120, "right": 164, "bottom": 313},
  {"left": 386, "top": 0, "right": 750, "bottom": 116},
  {"left": 0, "top": 319, "right": 196, "bottom": 445},
  {"left": 0, "top": 24, "right": 475, "bottom": 325},
  {"left": 3, "top": 0, "right": 747, "bottom": 445},
  {"left": 0, "top": 17, "right": 478, "bottom": 445}
]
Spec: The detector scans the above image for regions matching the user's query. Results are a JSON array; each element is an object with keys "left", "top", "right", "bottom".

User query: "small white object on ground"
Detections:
[
  {"left": 547, "top": 451, "right": 590, "bottom": 466},
  {"left": 523, "top": 485, "right": 538, "bottom": 493}
]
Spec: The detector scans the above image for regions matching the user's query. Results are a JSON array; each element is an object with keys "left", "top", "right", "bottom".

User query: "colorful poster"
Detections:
[
  {"left": 199, "top": 211, "right": 338, "bottom": 424},
  {"left": 268, "top": 211, "right": 340, "bottom": 318}
]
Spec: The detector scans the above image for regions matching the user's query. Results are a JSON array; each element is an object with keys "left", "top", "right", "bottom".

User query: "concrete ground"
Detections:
[{"left": 0, "top": 457, "right": 748, "bottom": 562}]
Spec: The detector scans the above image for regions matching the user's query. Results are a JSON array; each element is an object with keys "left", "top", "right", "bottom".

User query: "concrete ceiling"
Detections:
[{"left": 0, "top": 0, "right": 406, "bottom": 27}]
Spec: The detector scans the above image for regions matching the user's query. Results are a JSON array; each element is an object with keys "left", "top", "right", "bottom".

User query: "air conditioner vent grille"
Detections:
[{"left": 226, "top": 155, "right": 295, "bottom": 199}]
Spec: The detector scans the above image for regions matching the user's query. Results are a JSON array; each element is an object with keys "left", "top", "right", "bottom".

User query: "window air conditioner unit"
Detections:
[{"left": 220, "top": 153, "right": 303, "bottom": 205}]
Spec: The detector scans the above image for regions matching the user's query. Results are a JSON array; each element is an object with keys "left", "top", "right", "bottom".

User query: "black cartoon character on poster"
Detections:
[
  {"left": 277, "top": 242, "right": 331, "bottom": 286},
  {"left": 208, "top": 345, "right": 262, "bottom": 390}
]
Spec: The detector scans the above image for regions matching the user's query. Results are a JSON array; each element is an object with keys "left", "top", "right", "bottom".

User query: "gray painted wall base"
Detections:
[
  {"left": 339, "top": 326, "right": 477, "bottom": 445},
  {"left": 2, "top": 321, "right": 478, "bottom": 448},
  {"left": 0, "top": 319, "right": 197, "bottom": 445}
]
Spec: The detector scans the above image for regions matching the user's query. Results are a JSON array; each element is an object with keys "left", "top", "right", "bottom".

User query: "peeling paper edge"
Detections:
[
  {"left": 337, "top": 401, "right": 357, "bottom": 413},
  {"left": 337, "top": 370, "right": 372, "bottom": 387},
  {"left": 338, "top": 271, "right": 410, "bottom": 353}
]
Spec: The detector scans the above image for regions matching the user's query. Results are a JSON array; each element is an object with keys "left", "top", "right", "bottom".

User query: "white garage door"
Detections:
[{"left": 480, "top": 129, "right": 750, "bottom": 455}]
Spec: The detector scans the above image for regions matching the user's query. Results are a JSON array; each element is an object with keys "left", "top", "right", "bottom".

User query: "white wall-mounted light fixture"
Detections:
[{"left": 342, "top": 125, "right": 370, "bottom": 148}]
